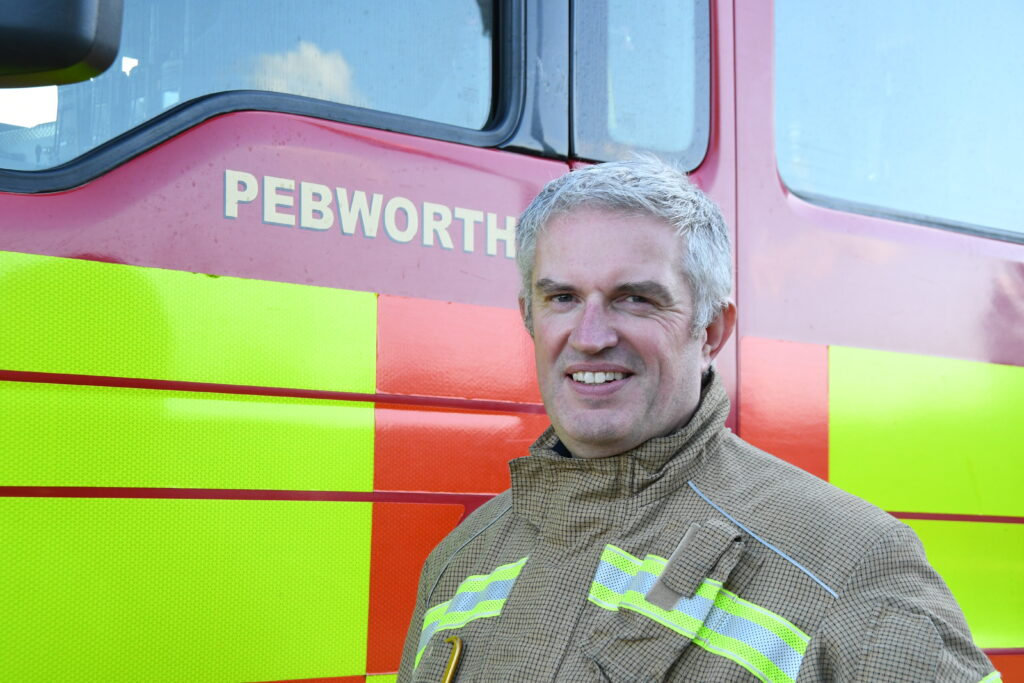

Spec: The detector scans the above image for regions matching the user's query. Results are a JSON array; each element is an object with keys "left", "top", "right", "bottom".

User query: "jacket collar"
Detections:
[{"left": 510, "top": 370, "right": 730, "bottom": 541}]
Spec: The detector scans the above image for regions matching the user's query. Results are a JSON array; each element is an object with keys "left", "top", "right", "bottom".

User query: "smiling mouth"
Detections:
[{"left": 570, "top": 371, "right": 627, "bottom": 385}]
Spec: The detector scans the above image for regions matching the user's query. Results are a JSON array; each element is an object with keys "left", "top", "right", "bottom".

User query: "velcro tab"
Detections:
[{"left": 646, "top": 518, "right": 742, "bottom": 610}]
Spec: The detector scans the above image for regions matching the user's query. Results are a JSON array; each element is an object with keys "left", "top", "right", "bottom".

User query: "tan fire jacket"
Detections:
[{"left": 398, "top": 374, "right": 997, "bottom": 682}]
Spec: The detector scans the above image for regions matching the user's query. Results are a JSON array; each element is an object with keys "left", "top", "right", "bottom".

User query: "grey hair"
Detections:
[{"left": 515, "top": 156, "right": 733, "bottom": 337}]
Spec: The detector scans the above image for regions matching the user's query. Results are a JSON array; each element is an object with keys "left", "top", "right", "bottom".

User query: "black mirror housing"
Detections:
[{"left": 0, "top": 0, "right": 123, "bottom": 87}]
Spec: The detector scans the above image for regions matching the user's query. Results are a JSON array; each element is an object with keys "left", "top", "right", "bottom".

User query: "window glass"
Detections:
[
  {"left": 0, "top": 0, "right": 494, "bottom": 172},
  {"left": 776, "top": 0, "right": 1024, "bottom": 238},
  {"left": 573, "top": 0, "right": 709, "bottom": 167}
]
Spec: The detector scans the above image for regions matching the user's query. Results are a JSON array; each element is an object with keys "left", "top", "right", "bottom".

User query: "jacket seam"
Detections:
[
  {"left": 425, "top": 499, "right": 514, "bottom": 604},
  {"left": 688, "top": 480, "right": 839, "bottom": 599}
]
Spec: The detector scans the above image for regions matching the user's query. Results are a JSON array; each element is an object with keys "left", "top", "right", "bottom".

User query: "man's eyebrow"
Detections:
[
  {"left": 616, "top": 280, "right": 674, "bottom": 302},
  {"left": 533, "top": 278, "right": 675, "bottom": 301},
  {"left": 533, "top": 278, "right": 574, "bottom": 294}
]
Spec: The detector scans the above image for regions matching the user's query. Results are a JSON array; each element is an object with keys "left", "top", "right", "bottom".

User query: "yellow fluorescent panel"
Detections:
[
  {"left": 0, "top": 250, "right": 376, "bottom": 392},
  {"left": 904, "top": 519, "right": 1024, "bottom": 650},
  {"left": 0, "top": 497, "right": 372, "bottom": 682},
  {"left": 829, "top": 346, "right": 1024, "bottom": 517},
  {"left": 1, "top": 381, "right": 374, "bottom": 491}
]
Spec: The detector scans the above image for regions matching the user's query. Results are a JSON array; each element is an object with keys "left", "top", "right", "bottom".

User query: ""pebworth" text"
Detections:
[{"left": 224, "top": 169, "right": 516, "bottom": 258}]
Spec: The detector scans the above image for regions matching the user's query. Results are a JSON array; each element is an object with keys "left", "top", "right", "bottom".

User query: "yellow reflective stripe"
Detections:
[
  {"left": 714, "top": 587, "right": 810, "bottom": 651},
  {"left": 415, "top": 557, "right": 527, "bottom": 668},
  {"left": 0, "top": 250, "right": 376, "bottom": 391},
  {"left": 978, "top": 671, "right": 1002, "bottom": 683},
  {"left": 601, "top": 542, "right": 645, "bottom": 572},
  {"left": 590, "top": 544, "right": 807, "bottom": 683},
  {"left": 1, "top": 497, "right": 372, "bottom": 680},
  {"left": 830, "top": 345, "right": 1023, "bottom": 518},
  {"left": 1, "top": 381, "right": 374, "bottom": 491},
  {"left": 905, "top": 519, "right": 1023, "bottom": 649}
]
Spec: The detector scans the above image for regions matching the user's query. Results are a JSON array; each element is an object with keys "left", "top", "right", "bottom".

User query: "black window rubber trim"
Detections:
[
  {"left": 0, "top": 1, "right": 526, "bottom": 195},
  {"left": 568, "top": 0, "right": 710, "bottom": 171},
  {"left": 787, "top": 187, "right": 1024, "bottom": 247}
]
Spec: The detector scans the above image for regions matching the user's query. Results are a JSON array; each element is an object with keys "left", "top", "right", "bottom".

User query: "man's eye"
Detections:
[
  {"left": 623, "top": 295, "right": 652, "bottom": 305},
  {"left": 550, "top": 293, "right": 575, "bottom": 303}
]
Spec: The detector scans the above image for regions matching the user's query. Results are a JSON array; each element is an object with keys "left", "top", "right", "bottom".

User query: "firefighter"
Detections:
[{"left": 399, "top": 157, "right": 997, "bottom": 682}]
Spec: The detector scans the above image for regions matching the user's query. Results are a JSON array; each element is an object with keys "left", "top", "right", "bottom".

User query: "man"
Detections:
[{"left": 398, "top": 158, "right": 998, "bottom": 682}]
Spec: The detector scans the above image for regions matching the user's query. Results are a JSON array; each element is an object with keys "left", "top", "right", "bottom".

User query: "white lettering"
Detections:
[
  {"left": 454, "top": 206, "right": 483, "bottom": 253},
  {"left": 384, "top": 196, "right": 418, "bottom": 243},
  {"left": 224, "top": 169, "right": 258, "bottom": 218},
  {"left": 337, "top": 188, "right": 383, "bottom": 237},
  {"left": 225, "top": 170, "right": 516, "bottom": 257},
  {"left": 487, "top": 213, "right": 516, "bottom": 258},
  {"left": 422, "top": 202, "right": 454, "bottom": 249},
  {"left": 263, "top": 176, "right": 295, "bottom": 226},
  {"left": 300, "top": 182, "right": 334, "bottom": 230}
]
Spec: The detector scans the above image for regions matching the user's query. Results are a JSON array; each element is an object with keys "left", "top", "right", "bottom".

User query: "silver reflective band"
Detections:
[
  {"left": 416, "top": 557, "right": 528, "bottom": 668},
  {"left": 590, "top": 544, "right": 809, "bottom": 683}
]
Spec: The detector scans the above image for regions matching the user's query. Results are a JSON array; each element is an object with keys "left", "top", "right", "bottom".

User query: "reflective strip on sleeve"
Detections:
[
  {"left": 589, "top": 544, "right": 809, "bottom": 683},
  {"left": 415, "top": 557, "right": 528, "bottom": 668},
  {"left": 978, "top": 672, "right": 1002, "bottom": 683}
]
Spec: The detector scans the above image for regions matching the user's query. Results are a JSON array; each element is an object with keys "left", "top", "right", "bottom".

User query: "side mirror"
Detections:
[{"left": 0, "top": 0, "right": 123, "bottom": 87}]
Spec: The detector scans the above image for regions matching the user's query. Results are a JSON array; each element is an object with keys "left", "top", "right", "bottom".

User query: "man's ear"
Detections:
[
  {"left": 518, "top": 295, "right": 534, "bottom": 337},
  {"left": 702, "top": 301, "right": 736, "bottom": 370}
]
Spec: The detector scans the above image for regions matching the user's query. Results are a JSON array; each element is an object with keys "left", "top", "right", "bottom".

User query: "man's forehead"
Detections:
[
  {"left": 547, "top": 204, "right": 672, "bottom": 229},
  {"left": 537, "top": 207, "right": 682, "bottom": 250},
  {"left": 533, "top": 209, "right": 689, "bottom": 285}
]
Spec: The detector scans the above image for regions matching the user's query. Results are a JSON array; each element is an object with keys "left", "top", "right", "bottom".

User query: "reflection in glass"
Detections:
[
  {"left": 0, "top": 0, "right": 494, "bottom": 172},
  {"left": 573, "top": 0, "right": 708, "bottom": 167},
  {"left": 776, "top": 0, "right": 1024, "bottom": 238}
]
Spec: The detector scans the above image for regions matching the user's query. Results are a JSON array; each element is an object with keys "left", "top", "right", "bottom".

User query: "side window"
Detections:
[
  {"left": 572, "top": 0, "right": 710, "bottom": 168},
  {"left": 775, "top": 0, "right": 1024, "bottom": 240},
  {"left": 0, "top": 0, "right": 494, "bottom": 172}
]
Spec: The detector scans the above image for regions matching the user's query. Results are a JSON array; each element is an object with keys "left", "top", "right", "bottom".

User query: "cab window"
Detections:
[
  {"left": 572, "top": 0, "right": 710, "bottom": 168},
  {"left": 776, "top": 0, "right": 1024, "bottom": 240},
  {"left": 0, "top": 0, "right": 494, "bottom": 172}
]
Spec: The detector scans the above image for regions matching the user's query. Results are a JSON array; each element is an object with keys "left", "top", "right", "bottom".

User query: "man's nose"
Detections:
[{"left": 569, "top": 299, "right": 618, "bottom": 354}]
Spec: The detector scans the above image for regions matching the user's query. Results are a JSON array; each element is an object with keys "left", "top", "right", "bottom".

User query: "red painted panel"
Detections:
[
  {"left": 733, "top": 0, "right": 1024, "bottom": 366},
  {"left": 0, "top": 113, "right": 567, "bottom": 308},
  {"left": 701, "top": 0, "right": 739, "bottom": 425},
  {"left": 378, "top": 295, "right": 542, "bottom": 404},
  {"left": 989, "top": 653, "right": 1024, "bottom": 682},
  {"left": 738, "top": 337, "right": 828, "bottom": 480},
  {"left": 375, "top": 405, "right": 549, "bottom": 494},
  {"left": 367, "top": 502, "right": 465, "bottom": 675}
]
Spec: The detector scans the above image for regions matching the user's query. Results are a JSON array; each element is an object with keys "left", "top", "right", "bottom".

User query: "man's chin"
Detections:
[{"left": 554, "top": 423, "right": 640, "bottom": 459}]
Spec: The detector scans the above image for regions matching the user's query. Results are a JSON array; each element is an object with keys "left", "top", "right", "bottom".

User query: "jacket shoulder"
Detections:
[
  {"left": 418, "top": 491, "right": 514, "bottom": 598},
  {"left": 703, "top": 433, "right": 903, "bottom": 591}
]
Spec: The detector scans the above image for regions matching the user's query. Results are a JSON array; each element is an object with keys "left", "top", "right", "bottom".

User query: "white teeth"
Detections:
[{"left": 571, "top": 371, "right": 625, "bottom": 384}]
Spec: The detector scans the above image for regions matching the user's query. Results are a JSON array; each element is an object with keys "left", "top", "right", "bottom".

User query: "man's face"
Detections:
[{"left": 525, "top": 207, "right": 720, "bottom": 459}]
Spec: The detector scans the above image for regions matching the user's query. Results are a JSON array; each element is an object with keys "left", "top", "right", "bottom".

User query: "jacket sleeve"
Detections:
[
  {"left": 812, "top": 523, "right": 998, "bottom": 682},
  {"left": 397, "top": 539, "right": 442, "bottom": 682}
]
